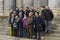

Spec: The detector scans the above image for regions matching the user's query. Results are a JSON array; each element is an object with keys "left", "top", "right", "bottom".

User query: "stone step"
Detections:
[
  {"left": 52, "top": 30, "right": 60, "bottom": 33},
  {"left": 0, "top": 35, "right": 60, "bottom": 40},
  {"left": 42, "top": 36, "right": 60, "bottom": 40},
  {"left": 0, "top": 35, "right": 34, "bottom": 40},
  {"left": 43, "top": 33, "right": 60, "bottom": 37}
]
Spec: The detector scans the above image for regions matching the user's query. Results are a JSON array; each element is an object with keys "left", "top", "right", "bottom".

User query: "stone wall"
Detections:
[{"left": 48, "top": 0, "right": 60, "bottom": 8}]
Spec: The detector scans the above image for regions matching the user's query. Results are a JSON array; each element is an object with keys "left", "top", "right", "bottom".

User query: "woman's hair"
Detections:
[
  {"left": 35, "top": 12, "right": 39, "bottom": 15},
  {"left": 41, "top": 6, "right": 45, "bottom": 8}
]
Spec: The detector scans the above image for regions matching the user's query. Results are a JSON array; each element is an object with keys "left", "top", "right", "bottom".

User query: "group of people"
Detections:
[{"left": 9, "top": 6, "right": 54, "bottom": 40}]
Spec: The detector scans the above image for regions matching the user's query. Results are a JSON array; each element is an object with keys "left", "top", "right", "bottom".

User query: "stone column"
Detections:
[{"left": 13, "top": 0, "right": 16, "bottom": 10}]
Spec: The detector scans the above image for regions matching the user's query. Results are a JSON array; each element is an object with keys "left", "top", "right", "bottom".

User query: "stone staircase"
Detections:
[
  {"left": 0, "top": 9, "right": 60, "bottom": 40},
  {"left": 42, "top": 20, "right": 60, "bottom": 40},
  {"left": 0, "top": 16, "right": 60, "bottom": 40}
]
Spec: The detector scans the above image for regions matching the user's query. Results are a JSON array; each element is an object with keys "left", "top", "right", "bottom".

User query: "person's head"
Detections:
[
  {"left": 16, "top": 7, "right": 19, "bottom": 10},
  {"left": 15, "top": 15, "right": 18, "bottom": 19},
  {"left": 35, "top": 12, "right": 39, "bottom": 17},
  {"left": 29, "top": 12, "right": 33, "bottom": 17},
  {"left": 26, "top": 7, "right": 29, "bottom": 10},
  {"left": 11, "top": 13, "right": 15, "bottom": 18},
  {"left": 20, "top": 7, "right": 23, "bottom": 10},
  {"left": 41, "top": 6, "right": 45, "bottom": 10},
  {"left": 19, "top": 12, "right": 22, "bottom": 16},
  {"left": 31, "top": 6, "right": 34, "bottom": 10},
  {"left": 37, "top": 8, "right": 40, "bottom": 11},
  {"left": 10, "top": 9, "right": 13, "bottom": 12},
  {"left": 45, "top": 6, "right": 50, "bottom": 10}
]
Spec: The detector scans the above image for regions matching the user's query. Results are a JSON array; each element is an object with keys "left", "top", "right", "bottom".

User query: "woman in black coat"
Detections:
[{"left": 33, "top": 12, "right": 41, "bottom": 40}]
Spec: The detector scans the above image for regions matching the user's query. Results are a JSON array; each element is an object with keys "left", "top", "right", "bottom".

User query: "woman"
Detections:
[
  {"left": 33, "top": 12, "right": 41, "bottom": 40},
  {"left": 22, "top": 14, "right": 28, "bottom": 37},
  {"left": 9, "top": 13, "right": 15, "bottom": 36}
]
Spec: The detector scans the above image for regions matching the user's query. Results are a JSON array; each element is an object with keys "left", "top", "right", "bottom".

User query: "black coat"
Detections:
[
  {"left": 16, "top": 9, "right": 19, "bottom": 16},
  {"left": 41, "top": 9, "right": 54, "bottom": 21},
  {"left": 18, "top": 16, "right": 23, "bottom": 29},
  {"left": 9, "top": 17, "right": 15, "bottom": 24},
  {"left": 30, "top": 10, "right": 36, "bottom": 15},
  {"left": 13, "top": 19, "right": 19, "bottom": 29},
  {"left": 33, "top": 16, "right": 41, "bottom": 32},
  {"left": 25, "top": 10, "right": 30, "bottom": 17}
]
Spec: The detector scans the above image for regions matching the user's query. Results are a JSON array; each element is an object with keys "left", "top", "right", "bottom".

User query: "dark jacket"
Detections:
[
  {"left": 13, "top": 19, "right": 19, "bottom": 29},
  {"left": 16, "top": 9, "right": 19, "bottom": 16},
  {"left": 18, "top": 16, "right": 23, "bottom": 28},
  {"left": 9, "top": 17, "right": 15, "bottom": 24},
  {"left": 25, "top": 10, "right": 30, "bottom": 17},
  {"left": 33, "top": 16, "right": 41, "bottom": 32},
  {"left": 30, "top": 10, "right": 36, "bottom": 15},
  {"left": 41, "top": 9, "right": 54, "bottom": 21},
  {"left": 19, "top": 10, "right": 25, "bottom": 18}
]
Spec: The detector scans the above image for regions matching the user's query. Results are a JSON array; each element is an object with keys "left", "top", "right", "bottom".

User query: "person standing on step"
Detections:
[
  {"left": 33, "top": 12, "right": 41, "bottom": 40},
  {"left": 26, "top": 12, "right": 33, "bottom": 39},
  {"left": 41, "top": 6, "right": 54, "bottom": 34},
  {"left": 18, "top": 12, "right": 23, "bottom": 37},
  {"left": 22, "top": 14, "right": 28, "bottom": 38},
  {"left": 25, "top": 7, "right": 30, "bottom": 17},
  {"left": 19, "top": 7, "right": 25, "bottom": 18},
  {"left": 13, "top": 15, "right": 19, "bottom": 37},
  {"left": 9, "top": 13, "right": 15, "bottom": 36}
]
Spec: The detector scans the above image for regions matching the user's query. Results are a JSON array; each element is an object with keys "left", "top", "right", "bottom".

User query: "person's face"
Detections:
[
  {"left": 15, "top": 16, "right": 18, "bottom": 19},
  {"left": 19, "top": 12, "right": 22, "bottom": 16},
  {"left": 29, "top": 13, "right": 32, "bottom": 17},
  {"left": 12, "top": 14, "right": 14, "bottom": 17},
  {"left": 45, "top": 6, "right": 49, "bottom": 9},
  {"left": 26, "top": 7, "right": 28, "bottom": 10},
  {"left": 35, "top": 13, "right": 38, "bottom": 17},
  {"left": 31, "top": 7, "right": 34, "bottom": 10},
  {"left": 41, "top": 8, "right": 44, "bottom": 10},
  {"left": 24, "top": 15, "right": 26, "bottom": 18},
  {"left": 20, "top": 7, "right": 23, "bottom": 10},
  {"left": 16, "top": 7, "right": 19, "bottom": 10}
]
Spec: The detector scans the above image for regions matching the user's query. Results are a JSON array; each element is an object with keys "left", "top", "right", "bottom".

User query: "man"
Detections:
[
  {"left": 30, "top": 6, "right": 36, "bottom": 15},
  {"left": 41, "top": 6, "right": 54, "bottom": 34},
  {"left": 26, "top": 12, "right": 33, "bottom": 38},
  {"left": 16, "top": 7, "right": 19, "bottom": 16},
  {"left": 41, "top": 6, "right": 46, "bottom": 32},
  {"left": 25, "top": 7, "right": 30, "bottom": 17},
  {"left": 19, "top": 7, "right": 25, "bottom": 18}
]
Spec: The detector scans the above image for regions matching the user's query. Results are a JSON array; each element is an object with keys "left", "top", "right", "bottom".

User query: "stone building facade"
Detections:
[{"left": 0, "top": 0, "right": 60, "bottom": 15}]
